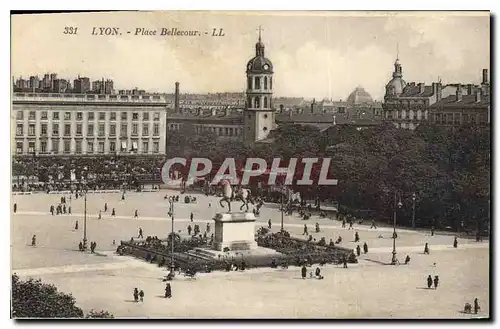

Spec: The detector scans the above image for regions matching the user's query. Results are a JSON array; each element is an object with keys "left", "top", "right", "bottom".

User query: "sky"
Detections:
[{"left": 11, "top": 11, "right": 490, "bottom": 101}]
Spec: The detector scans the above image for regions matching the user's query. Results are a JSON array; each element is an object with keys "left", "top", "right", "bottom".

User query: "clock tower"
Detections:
[{"left": 244, "top": 27, "right": 274, "bottom": 144}]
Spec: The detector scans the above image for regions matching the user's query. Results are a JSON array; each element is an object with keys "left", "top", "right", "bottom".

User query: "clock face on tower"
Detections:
[
  {"left": 263, "top": 64, "right": 269, "bottom": 70},
  {"left": 248, "top": 64, "right": 252, "bottom": 70}
]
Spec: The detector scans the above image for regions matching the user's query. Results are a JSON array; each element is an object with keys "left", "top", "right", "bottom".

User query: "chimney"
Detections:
[
  {"left": 476, "top": 89, "right": 482, "bottom": 103},
  {"left": 467, "top": 84, "right": 473, "bottom": 95},
  {"left": 482, "top": 69, "right": 488, "bottom": 84},
  {"left": 418, "top": 83, "right": 425, "bottom": 94},
  {"left": 456, "top": 85, "right": 462, "bottom": 102},
  {"left": 174, "top": 82, "right": 180, "bottom": 113}
]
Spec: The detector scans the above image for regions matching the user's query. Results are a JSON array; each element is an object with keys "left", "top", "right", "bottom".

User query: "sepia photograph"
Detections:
[{"left": 9, "top": 10, "right": 491, "bottom": 319}]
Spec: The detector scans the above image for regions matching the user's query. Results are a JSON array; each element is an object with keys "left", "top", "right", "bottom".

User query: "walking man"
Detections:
[
  {"left": 75, "top": 220, "right": 79, "bottom": 230},
  {"left": 134, "top": 209, "right": 139, "bottom": 219},
  {"left": 433, "top": 275, "right": 439, "bottom": 289},
  {"left": 138, "top": 227, "right": 143, "bottom": 239},
  {"left": 301, "top": 265, "right": 307, "bottom": 279},
  {"left": 370, "top": 220, "right": 377, "bottom": 229},
  {"left": 13, "top": 203, "right": 17, "bottom": 213},
  {"left": 133, "top": 288, "right": 139, "bottom": 302},
  {"left": 474, "top": 298, "right": 480, "bottom": 314},
  {"left": 363, "top": 242, "right": 368, "bottom": 254},
  {"left": 354, "top": 231, "right": 360, "bottom": 243},
  {"left": 68, "top": 205, "right": 71, "bottom": 214},
  {"left": 111, "top": 208, "right": 116, "bottom": 217},
  {"left": 424, "top": 243, "right": 430, "bottom": 254},
  {"left": 342, "top": 218, "right": 346, "bottom": 228},
  {"left": 31, "top": 235, "right": 36, "bottom": 247},
  {"left": 187, "top": 225, "right": 192, "bottom": 236},
  {"left": 139, "top": 290, "right": 144, "bottom": 302},
  {"left": 427, "top": 275, "right": 433, "bottom": 289},
  {"left": 190, "top": 212, "right": 194, "bottom": 222},
  {"left": 453, "top": 236, "right": 458, "bottom": 248},
  {"left": 268, "top": 219, "right": 272, "bottom": 230},
  {"left": 98, "top": 211, "right": 102, "bottom": 220},
  {"left": 104, "top": 203, "right": 108, "bottom": 212},
  {"left": 303, "top": 224, "right": 308, "bottom": 236},
  {"left": 356, "top": 245, "right": 361, "bottom": 256},
  {"left": 165, "top": 283, "right": 172, "bottom": 298}
]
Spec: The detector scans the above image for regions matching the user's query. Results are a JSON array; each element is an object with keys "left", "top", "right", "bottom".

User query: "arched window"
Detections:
[
  {"left": 270, "top": 77, "right": 272, "bottom": 90},
  {"left": 264, "top": 76, "right": 268, "bottom": 90},
  {"left": 255, "top": 77, "right": 261, "bottom": 89},
  {"left": 263, "top": 97, "right": 268, "bottom": 108},
  {"left": 247, "top": 76, "right": 252, "bottom": 90},
  {"left": 247, "top": 96, "right": 252, "bottom": 108},
  {"left": 254, "top": 97, "right": 260, "bottom": 108}
]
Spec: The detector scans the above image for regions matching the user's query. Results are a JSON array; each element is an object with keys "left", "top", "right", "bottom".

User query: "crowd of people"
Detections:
[{"left": 12, "top": 155, "right": 165, "bottom": 192}]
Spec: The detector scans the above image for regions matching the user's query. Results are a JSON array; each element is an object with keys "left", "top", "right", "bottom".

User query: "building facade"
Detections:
[{"left": 13, "top": 93, "right": 167, "bottom": 156}]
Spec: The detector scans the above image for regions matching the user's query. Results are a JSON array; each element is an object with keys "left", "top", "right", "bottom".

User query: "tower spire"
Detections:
[
  {"left": 396, "top": 42, "right": 399, "bottom": 60},
  {"left": 258, "top": 25, "right": 263, "bottom": 42}
]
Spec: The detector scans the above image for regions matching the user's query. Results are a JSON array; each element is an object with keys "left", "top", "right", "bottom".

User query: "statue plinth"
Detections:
[{"left": 213, "top": 212, "right": 257, "bottom": 251}]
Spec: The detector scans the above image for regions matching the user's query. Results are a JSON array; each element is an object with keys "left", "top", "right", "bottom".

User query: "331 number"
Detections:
[{"left": 63, "top": 27, "right": 78, "bottom": 35}]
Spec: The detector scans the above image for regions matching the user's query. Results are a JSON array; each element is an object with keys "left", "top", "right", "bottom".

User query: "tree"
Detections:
[{"left": 11, "top": 274, "right": 113, "bottom": 319}]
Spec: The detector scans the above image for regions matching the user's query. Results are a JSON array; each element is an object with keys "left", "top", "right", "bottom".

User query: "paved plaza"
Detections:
[{"left": 11, "top": 191, "right": 490, "bottom": 318}]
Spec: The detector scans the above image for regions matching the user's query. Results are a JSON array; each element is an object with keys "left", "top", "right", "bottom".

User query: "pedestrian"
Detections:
[
  {"left": 139, "top": 290, "right": 144, "bottom": 302},
  {"left": 206, "top": 223, "right": 210, "bottom": 233},
  {"left": 342, "top": 218, "right": 346, "bottom": 228},
  {"left": 474, "top": 298, "right": 480, "bottom": 314},
  {"left": 133, "top": 288, "right": 139, "bottom": 302},
  {"left": 165, "top": 283, "right": 172, "bottom": 298},
  {"left": 370, "top": 220, "right": 377, "bottom": 229},
  {"left": 78, "top": 241, "right": 83, "bottom": 251},
  {"left": 134, "top": 210, "right": 138, "bottom": 219},
  {"left": 190, "top": 212, "right": 194, "bottom": 222},
  {"left": 303, "top": 224, "right": 308, "bottom": 235},
  {"left": 187, "top": 225, "right": 192, "bottom": 236},
  {"left": 31, "top": 235, "right": 36, "bottom": 247},
  {"left": 98, "top": 211, "right": 102, "bottom": 220},
  {"left": 104, "top": 203, "right": 108, "bottom": 212},
  {"left": 122, "top": 193, "right": 125, "bottom": 201},
  {"left": 68, "top": 206, "right": 71, "bottom": 214},
  {"left": 138, "top": 228, "right": 143, "bottom": 239},
  {"left": 349, "top": 220, "right": 353, "bottom": 230},
  {"left": 13, "top": 203, "right": 17, "bottom": 213},
  {"left": 75, "top": 220, "right": 79, "bottom": 230},
  {"left": 268, "top": 219, "right": 272, "bottom": 230},
  {"left": 301, "top": 265, "right": 307, "bottom": 279},
  {"left": 433, "top": 275, "right": 439, "bottom": 289},
  {"left": 112, "top": 239, "right": 116, "bottom": 245},
  {"left": 431, "top": 226, "right": 435, "bottom": 236},
  {"left": 315, "top": 267, "right": 323, "bottom": 279},
  {"left": 354, "top": 231, "right": 360, "bottom": 243},
  {"left": 356, "top": 245, "right": 361, "bottom": 256},
  {"left": 363, "top": 242, "right": 368, "bottom": 254},
  {"left": 427, "top": 275, "right": 433, "bottom": 289},
  {"left": 404, "top": 255, "right": 410, "bottom": 265},
  {"left": 111, "top": 208, "right": 116, "bottom": 217},
  {"left": 63, "top": 204, "right": 66, "bottom": 214},
  {"left": 453, "top": 236, "right": 458, "bottom": 248},
  {"left": 343, "top": 256, "right": 348, "bottom": 268},
  {"left": 50, "top": 205, "right": 54, "bottom": 215},
  {"left": 424, "top": 243, "right": 430, "bottom": 254}
]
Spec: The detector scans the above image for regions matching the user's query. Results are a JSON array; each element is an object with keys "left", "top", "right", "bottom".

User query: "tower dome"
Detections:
[
  {"left": 385, "top": 58, "right": 407, "bottom": 97},
  {"left": 246, "top": 30, "right": 273, "bottom": 74},
  {"left": 347, "top": 86, "right": 373, "bottom": 105}
]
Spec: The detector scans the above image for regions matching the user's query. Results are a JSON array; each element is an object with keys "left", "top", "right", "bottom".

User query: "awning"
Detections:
[
  {"left": 132, "top": 142, "right": 138, "bottom": 150},
  {"left": 121, "top": 141, "right": 127, "bottom": 150}
]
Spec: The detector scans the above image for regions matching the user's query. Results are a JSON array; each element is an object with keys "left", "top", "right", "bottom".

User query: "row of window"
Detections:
[
  {"left": 167, "top": 124, "right": 243, "bottom": 137},
  {"left": 433, "top": 113, "right": 488, "bottom": 125},
  {"left": 16, "top": 110, "right": 161, "bottom": 122},
  {"left": 246, "top": 96, "right": 271, "bottom": 109},
  {"left": 385, "top": 110, "right": 426, "bottom": 120},
  {"left": 16, "top": 140, "right": 160, "bottom": 155},
  {"left": 247, "top": 76, "right": 272, "bottom": 90},
  {"left": 16, "top": 122, "right": 161, "bottom": 137}
]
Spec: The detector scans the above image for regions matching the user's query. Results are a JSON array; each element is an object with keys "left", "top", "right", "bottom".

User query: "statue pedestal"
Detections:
[{"left": 213, "top": 212, "right": 257, "bottom": 251}]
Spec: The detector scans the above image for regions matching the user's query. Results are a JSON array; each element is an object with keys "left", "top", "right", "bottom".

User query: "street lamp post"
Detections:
[
  {"left": 83, "top": 190, "right": 87, "bottom": 250},
  {"left": 412, "top": 192, "right": 416, "bottom": 228},
  {"left": 168, "top": 196, "right": 175, "bottom": 276},
  {"left": 391, "top": 191, "right": 402, "bottom": 265},
  {"left": 280, "top": 186, "right": 284, "bottom": 232}
]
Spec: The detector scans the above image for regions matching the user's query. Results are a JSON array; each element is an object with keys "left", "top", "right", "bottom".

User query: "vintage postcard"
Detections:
[{"left": 10, "top": 11, "right": 490, "bottom": 319}]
